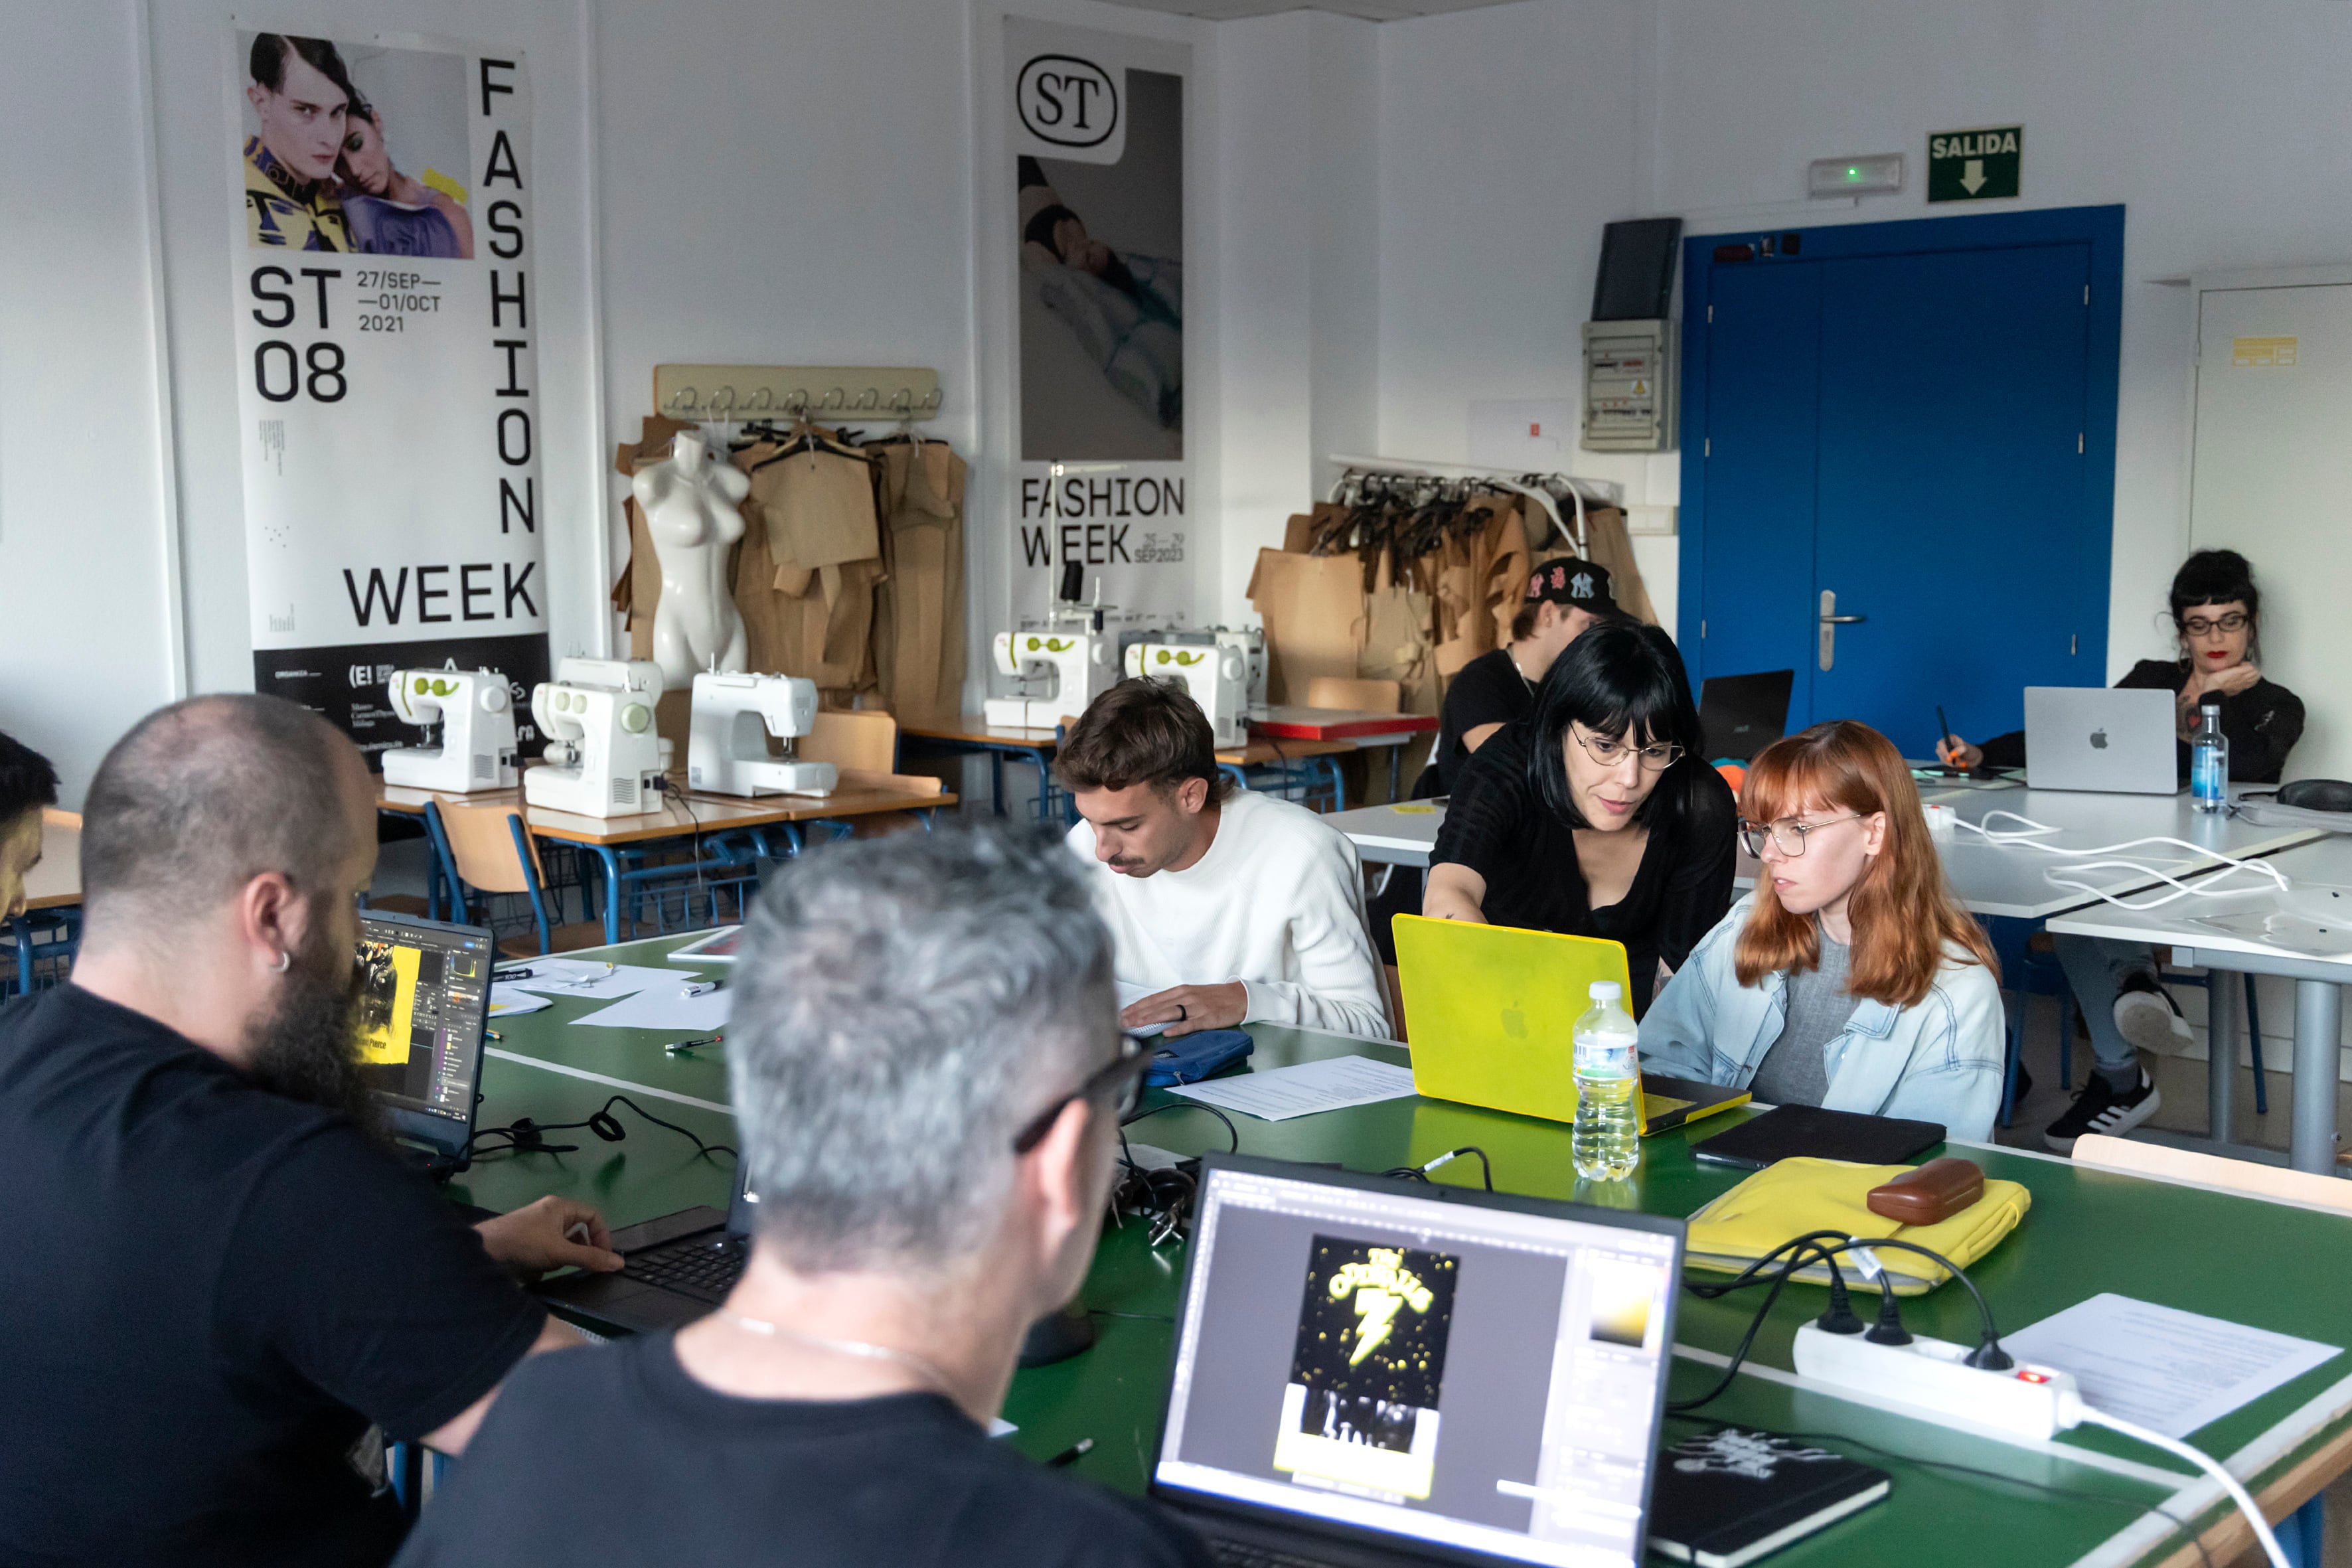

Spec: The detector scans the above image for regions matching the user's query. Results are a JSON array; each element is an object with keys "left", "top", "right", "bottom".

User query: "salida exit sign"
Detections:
[{"left": 1928, "top": 125, "right": 2021, "bottom": 202}]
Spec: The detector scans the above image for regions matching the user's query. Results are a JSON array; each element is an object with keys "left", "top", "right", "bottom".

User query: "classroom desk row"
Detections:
[
  {"left": 900, "top": 708, "right": 1437, "bottom": 817},
  {"left": 464, "top": 929, "right": 2352, "bottom": 1568},
  {"left": 373, "top": 777, "right": 955, "bottom": 943}
]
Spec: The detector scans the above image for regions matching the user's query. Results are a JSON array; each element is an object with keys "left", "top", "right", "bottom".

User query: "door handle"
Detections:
[{"left": 1818, "top": 591, "right": 1864, "bottom": 670}]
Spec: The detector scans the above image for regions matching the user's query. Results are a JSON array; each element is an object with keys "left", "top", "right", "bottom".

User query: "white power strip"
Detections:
[{"left": 1790, "top": 1323, "right": 2075, "bottom": 1440}]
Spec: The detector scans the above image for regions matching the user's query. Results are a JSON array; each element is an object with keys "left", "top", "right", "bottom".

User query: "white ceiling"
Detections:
[{"left": 1094, "top": 0, "right": 1526, "bottom": 20}]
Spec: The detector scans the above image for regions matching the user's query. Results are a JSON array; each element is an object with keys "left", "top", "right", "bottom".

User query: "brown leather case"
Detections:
[{"left": 1866, "top": 1157, "right": 1985, "bottom": 1225}]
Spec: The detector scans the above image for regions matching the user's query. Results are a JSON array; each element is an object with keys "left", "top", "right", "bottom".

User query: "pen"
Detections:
[
  {"left": 497, "top": 967, "right": 536, "bottom": 981},
  {"left": 485, "top": 1028, "right": 503, "bottom": 1042},
  {"left": 680, "top": 980, "right": 722, "bottom": 998},
  {"left": 1046, "top": 1438, "right": 1093, "bottom": 1468},
  {"left": 665, "top": 1034, "right": 724, "bottom": 1055},
  {"left": 1934, "top": 704, "right": 1957, "bottom": 773}
]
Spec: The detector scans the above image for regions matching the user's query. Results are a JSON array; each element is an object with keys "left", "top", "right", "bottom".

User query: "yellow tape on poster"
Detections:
[{"left": 357, "top": 942, "right": 421, "bottom": 1066}]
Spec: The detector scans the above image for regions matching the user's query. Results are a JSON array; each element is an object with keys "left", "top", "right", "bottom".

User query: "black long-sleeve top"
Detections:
[
  {"left": 1978, "top": 660, "right": 2305, "bottom": 784},
  {"left": 1431, "top": 724, "right": 1737, "bottom": 1015}
]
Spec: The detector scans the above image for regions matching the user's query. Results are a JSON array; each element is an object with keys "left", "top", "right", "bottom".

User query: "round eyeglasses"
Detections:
[
  {"left": 1570, "top": 727, "right": 1684, "bottom": 773},
  {"left": 1737, "top": 815, "right": 1861, "bottom": 858}
]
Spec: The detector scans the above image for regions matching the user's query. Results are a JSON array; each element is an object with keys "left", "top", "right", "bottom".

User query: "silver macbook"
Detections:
[
  {"left": 2023, "top": 687, "right": 2180, "bottom": 795},
  {"left": 1152, "top": 1154, "right": 1684, "bottom": 1567}
]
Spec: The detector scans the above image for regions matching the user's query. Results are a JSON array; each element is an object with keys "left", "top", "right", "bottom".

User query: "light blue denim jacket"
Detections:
[{"left": 1636, "top": 897, "right": 2005, "bottom": 1142}]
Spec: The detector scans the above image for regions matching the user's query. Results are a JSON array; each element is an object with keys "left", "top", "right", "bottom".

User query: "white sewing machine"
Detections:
[
  {"left": 984, "top": 625, "right": 1119, "bottom": 730},
  {"left": 1207, "top": 625, "right": 1269, "bottom": 714},
  {"left": 381, "top": 668, "right": 518, "bottom": 793},
  {"left": 1124, "top": 639, "right": 1250, "bottom": 747},
  {"left": 686, "top": 672, "right": 837, "bottom": 798},
  {"left": 524, "top": 658, "right": 671, "bottom": 819}
]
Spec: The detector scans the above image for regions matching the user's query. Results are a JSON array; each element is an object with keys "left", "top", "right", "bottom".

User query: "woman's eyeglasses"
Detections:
[
  {"left": 1737, "top": 815, "right": 1861, "bottom": 858},
  {"left": 2181, "top": 612, "right": 2249, "bottom": 637},
  {"left": 1570, "top": 728, "right": 1684, "bottom": 772},
  {"left": 1011, "top": 1032, "right": 1153, "bottom": 1153}
]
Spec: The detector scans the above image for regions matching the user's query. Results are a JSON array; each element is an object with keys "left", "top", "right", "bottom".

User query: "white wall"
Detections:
[{"left": 0, "top": 1, "right": 183, "bottom": 804}]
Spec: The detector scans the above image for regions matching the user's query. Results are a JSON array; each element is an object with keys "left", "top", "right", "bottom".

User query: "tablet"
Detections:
[{"left": 1688, "top": 1105, "right": 1944, "bottom": 1171}]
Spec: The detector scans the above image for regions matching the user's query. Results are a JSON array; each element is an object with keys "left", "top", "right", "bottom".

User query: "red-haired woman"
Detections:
[{"left": 1638, "top": 720, "right": 2005, "bottom": 1141}]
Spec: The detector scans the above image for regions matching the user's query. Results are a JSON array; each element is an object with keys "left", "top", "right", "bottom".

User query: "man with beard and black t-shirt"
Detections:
[{"left": 0, "top": 695, "right": 625, "bottom": 1568}]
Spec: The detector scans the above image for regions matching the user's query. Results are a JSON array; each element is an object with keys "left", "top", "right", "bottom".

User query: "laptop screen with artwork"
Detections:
[{"left": 1154, "top": 1157, "right": 1682, "bottom": 1567}]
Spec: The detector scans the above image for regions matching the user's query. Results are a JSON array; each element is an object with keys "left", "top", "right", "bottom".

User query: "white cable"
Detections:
[
  {"left": 2063, "top": 1399, "right": 2291, "bottom": 1568},
  {"left": 1953, "top": 810, "right": 2292, "bottom": 911}
]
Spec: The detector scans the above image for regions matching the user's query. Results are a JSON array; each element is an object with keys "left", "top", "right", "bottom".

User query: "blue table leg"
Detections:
[
  {"left": 990, "top": 751, "right": 1006, "bottom": 817},
  {"left": 586, "top": 843, "right": 625, "bottom": 943},
  {"left": 10, "top": 915, "right": 29, "bottom": 996}
]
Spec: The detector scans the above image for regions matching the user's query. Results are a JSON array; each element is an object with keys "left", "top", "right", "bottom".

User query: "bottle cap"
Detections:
[{"left": 1590, "top": 980, "right": 1622, "bottom": 1002}]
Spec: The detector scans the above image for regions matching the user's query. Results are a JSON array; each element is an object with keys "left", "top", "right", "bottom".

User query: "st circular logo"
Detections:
[{"left": 1018, "top": 54, "right": 1118, "bottom": 148}]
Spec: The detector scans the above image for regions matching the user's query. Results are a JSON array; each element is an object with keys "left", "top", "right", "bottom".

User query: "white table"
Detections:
[
  {"left": 1330, "top": 801, "right": 1444, "bottom": 869},
  {"left": 2049, "top": 831, "right": 2352, "bottom": 1176},
  {"left": 1915, "top": 784, "right": 2321, "bottom": 918}
]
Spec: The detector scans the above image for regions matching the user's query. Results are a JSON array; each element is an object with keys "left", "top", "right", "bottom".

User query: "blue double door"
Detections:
[{"left": 1684, "top": 210, "right": 2120, "bottom": 758}]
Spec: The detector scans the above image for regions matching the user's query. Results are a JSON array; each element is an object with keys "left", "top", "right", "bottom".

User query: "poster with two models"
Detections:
[
  {"left": 228, "top": 26, "right": 549, "bottom": 760},
  {"left": 1006, "top": 18, "right": 1191, "bottom": 624}
]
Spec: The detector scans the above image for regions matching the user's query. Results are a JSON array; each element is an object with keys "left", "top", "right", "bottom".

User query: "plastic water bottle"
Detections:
[
  {"left": 2191, "top": 700, "right": 2228, "bottom": 815},
  {"left": 1573, "top": 980, "right": 1641, "bottom": 1180}
]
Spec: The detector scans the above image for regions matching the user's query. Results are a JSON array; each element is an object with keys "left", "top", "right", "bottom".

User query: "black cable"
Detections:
[
  {"left": 1091, "top": 1309, "right": 1176, "bottom": 1323},
  {"left": 1381, "top": 1146, "right": 1494, "bottom": 1192},
  {"left": 1121, "top": 1099, "right": 1240, "bottom": 1153},
  {"left": 1662, "top": 1415, "right": 2217, "bottom": 1568},
  {"left": 463, "top": 1093, "right": 737, "bottom": 1163},
  {"left": 1668, "top": 1237, "right": 1846, "bottom": 1413}
]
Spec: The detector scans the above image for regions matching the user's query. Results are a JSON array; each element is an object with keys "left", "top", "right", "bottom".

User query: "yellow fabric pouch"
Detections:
[{"left": 1684, "top": 1158, "right": 2031, "bottom": 1296}]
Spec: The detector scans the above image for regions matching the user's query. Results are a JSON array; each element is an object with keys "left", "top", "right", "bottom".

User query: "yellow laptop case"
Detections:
[{"left": 1391, "top": 915, "right": 1749, "bottom": 1134}]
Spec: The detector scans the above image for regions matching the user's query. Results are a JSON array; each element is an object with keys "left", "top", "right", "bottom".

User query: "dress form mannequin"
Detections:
[{"left": 633, "top": 430, "right": 749, "bottom": 683}]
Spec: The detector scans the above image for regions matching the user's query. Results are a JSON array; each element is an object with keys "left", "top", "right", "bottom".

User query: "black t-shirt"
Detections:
[
  {"left": 392, "top": 1331, "right": 1215, "bottom": 1568},
  {"left": 0, "top": 984, "right": 545, "bottom": 1568},
  {"left": 1977, "top": 660, "right": 2306, "bottom": 783},
  {"left": 1432, "top": 724, "right": 1738, "bottom": 1014},
  {"left": 1428, "top": 648, "right": 1535, "bottom": 796}
]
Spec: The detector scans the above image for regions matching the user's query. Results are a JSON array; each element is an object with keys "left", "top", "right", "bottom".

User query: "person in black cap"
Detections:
[{"left": 1418, "top": 557, "right": 1620, "bottom": 798}]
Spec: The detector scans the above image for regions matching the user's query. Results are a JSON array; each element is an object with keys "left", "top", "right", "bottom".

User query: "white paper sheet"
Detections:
[
  {"left": 570, "top": 982, "right": 735, "bottom": 1032},
  {"left": 497, "top": 963, "right": 684, "bottom": 1002},
  {"left": 1166, "top": 1055, "right": 1417, "bottom": 1122},
  {"left": 2003, "top": 1292, "right": 2340, "bottom": 1439},
  {"left": 487, "top": 982, "right": 552, "bottom": 1017}
]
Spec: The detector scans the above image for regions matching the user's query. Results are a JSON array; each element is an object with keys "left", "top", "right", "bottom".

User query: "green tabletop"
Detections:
[{"left": 468, "top": 933, "right": 2352, "bottom": 1567}]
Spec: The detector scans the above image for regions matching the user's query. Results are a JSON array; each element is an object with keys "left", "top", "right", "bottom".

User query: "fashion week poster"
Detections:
[
  {"left": 228, "top": 27, "right": 549, "bottom": 758},
  {"left": 1006, "top": 17, "right": 1191, "bottom": 621}
]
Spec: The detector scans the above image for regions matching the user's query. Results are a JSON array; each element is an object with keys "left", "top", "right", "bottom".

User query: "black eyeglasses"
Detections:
[
  {"left": 1569, "top": 726, "right": 1684, "bottom": 773},
  {"left": 2181, "top": 611, "right": 2250, "bottom": 637},
  {"left": 1012, "top": 1032, "right": 1153, "bottom": 1154}
]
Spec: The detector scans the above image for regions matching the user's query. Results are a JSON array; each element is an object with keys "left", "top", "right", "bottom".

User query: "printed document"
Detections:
[
  {"left": 1168, "top": 1055, "right": 1417, "bottom": 1122},
  {"left": 2004, "top": 1292, "right": 2339, "bottom": 1438}
]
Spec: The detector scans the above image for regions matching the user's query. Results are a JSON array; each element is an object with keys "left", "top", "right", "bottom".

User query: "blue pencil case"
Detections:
[{"left": 1144, "top": 1029, "right": 1254, "bottom": 1087}]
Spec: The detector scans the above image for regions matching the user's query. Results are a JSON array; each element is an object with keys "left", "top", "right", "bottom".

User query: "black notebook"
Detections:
[
  {"left": 1649, "top": 1427, "right": 1891, "bottom": 1567},
  {"left": 1687, "top": 1103, "right": 1944, "bottom": 1171}
]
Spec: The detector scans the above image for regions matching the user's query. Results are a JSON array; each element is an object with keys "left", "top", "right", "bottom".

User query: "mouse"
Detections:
[{"left": 2280, "top": 779, "right": 2352, "bottom": 813}]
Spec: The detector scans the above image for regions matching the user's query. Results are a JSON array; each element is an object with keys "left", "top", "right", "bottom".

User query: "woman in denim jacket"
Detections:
[{"left": 1639, "top": 721, "right": 2005, "bottom": 1142}]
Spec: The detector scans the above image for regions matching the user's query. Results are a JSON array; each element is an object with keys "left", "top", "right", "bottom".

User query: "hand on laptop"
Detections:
[
  {"left": 1123, "top": 982, "right": 1247, "bottom": 1038},
  {"left": 475, "top": 1196, "right": 625, "bottom": 1282}
]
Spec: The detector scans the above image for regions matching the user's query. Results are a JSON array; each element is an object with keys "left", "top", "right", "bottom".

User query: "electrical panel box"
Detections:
[{"left": 1581, "top": 319, "right": 1676, "bottom": 452}]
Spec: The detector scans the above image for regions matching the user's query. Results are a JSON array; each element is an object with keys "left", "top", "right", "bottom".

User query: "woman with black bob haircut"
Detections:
[{"left": 1423, "top": 619, "right": 1737, "bottom": 1015}]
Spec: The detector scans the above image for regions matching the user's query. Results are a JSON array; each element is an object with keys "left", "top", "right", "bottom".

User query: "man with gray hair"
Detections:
[
  {"left": 392, "top": 823, "right": 1212, "bottom": 1567},
  {"left": 0, "top": 695, "right": 621, "bottom": 1568}
]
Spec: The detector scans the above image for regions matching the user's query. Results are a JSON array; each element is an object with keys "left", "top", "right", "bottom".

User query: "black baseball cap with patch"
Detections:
[{"left": 1526, "top": 557, "right": 1616, "bottom": 613}]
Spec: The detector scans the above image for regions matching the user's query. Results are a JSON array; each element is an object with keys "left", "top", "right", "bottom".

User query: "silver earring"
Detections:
[{"left": 272, "top": 951, "right": 291, "bottom": 974}]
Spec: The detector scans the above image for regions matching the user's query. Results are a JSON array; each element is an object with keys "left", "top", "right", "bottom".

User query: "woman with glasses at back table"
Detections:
[
  {"left": 1423, "top": 621, "right": 1737, "bottom": 1017},
  {"left": 1937, "top": 549, "right": 2305, "bottom": 1150},
  {"left": 1638, "top": 721, "right": 2007, "bottom": 1142}
]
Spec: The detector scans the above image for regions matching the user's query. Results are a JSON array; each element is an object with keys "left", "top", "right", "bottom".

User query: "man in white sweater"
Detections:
[{"left": 1058, "top": 679, "right": 1391, "bottom": 1041}]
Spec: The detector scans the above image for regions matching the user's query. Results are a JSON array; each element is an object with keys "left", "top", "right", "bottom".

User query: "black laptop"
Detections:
[
  {"left": 355, "top": 910, "right": 493, "bottom": 1177},
  {"left": 1698, "top": 670, "right": 1794, "bottom": 762},
  {"left": 1151, "top": 1154, "right": 1685, "bottom": 1568},
  {"left": 537, "top": 1160, "right": 756, "bottom": 1334}
]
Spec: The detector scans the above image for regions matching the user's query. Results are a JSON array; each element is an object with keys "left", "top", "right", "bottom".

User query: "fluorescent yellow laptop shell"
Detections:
[{"left": 1391, "top": 914, "right": 1748, "bottom": 1135}]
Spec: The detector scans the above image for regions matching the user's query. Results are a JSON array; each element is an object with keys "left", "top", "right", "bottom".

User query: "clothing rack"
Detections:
[
  {"left": 655, "top": 364, "right": 943, "bottom": 424},
  {"left": 1325, "top": 453, "right": 1624, "bottom": 557}
]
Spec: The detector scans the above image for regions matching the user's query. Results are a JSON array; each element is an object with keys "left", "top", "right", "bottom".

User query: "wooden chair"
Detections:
[
  {"left": 1304, "top": 676, "right": 1403, "bottom": 713},
  {"left": 2071, "top": 1135, "right": 2352, "bottom": 1216},
  {"left": 804, "top": 711, "right": 943, "bottom": 839},
  {"left": 429, "top": 800, "right": 606, "bottom": 959}
]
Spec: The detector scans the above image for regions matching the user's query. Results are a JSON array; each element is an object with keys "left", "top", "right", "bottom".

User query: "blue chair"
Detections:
[{"left": 428, "top": 800, "right": 604, "bottom": 957}]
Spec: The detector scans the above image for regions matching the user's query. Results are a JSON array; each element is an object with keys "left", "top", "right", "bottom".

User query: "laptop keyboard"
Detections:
[
  {"left": 621, "top": 1232, "right": 747, "bottom": 1303},
  {"left": 1207, "top": 1541, "right": 1344, "bottom": 1568}
]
